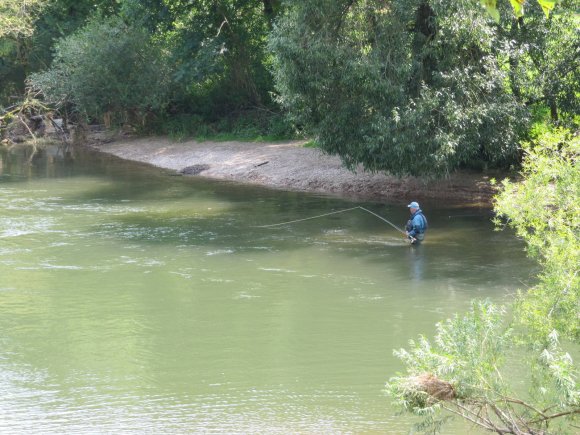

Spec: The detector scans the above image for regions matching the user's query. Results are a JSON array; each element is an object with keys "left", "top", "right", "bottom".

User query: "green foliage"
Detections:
[
  {"left": 0, "top": 0, "right": 47, "bottom": 38},
  {"left": 388, "top": 129, "right": 580, "bottom": 433},
  {"left": 4, "top": 0, "right": 577, "bottom": 158},
  {"left": 494, "top": 128, "right": 580, "bottom": 342},
  {"left": 270, "top": 0, "right": 579, "bottom": 176},
  {"left": 0, "top": 0, "right": 120, "bottom": 108},
  {"left": 480, "top": 0, "right": 561, "bottom": 21},
  {"left": 0, "top": 39, "right": 26, "bottom": 105},
  {"left": 0, "top": 0, "right": 47, "bottom": 105},
  {"left": 388, "top": 301, "right": 511, "bottom": 405},
  {"left": 28, "top": 0, "right": 122, "bottom": 73},
  {"left": 502, "top": 4, "right": 580, "bottom": 126},
  {"left": 143, "top": 111, "right": 296, "bottom": 142},
  {"left": 270, "top": 0, "right": 529, "bottom": 176},
  {"left": 387, "top": 300, "right": 579, "bottom": 433},
  {"left": 29, "top": 16, "right": 172, "bottom": 124},
  {"left": 120, "top": 0, "right": 278, "bottom": 117}
]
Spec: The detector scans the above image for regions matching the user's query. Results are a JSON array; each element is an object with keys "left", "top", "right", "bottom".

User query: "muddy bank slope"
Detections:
[{"left": 89, "top": 136, "right": 496, "bottom": 206}]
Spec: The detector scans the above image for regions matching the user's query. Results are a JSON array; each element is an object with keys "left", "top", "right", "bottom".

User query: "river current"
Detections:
[{"left": 0, "top": 145, "right": 533, "bottom": 433}]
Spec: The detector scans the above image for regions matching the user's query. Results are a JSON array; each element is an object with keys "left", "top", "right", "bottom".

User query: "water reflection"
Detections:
[{"left": 407, "top": 244, "right": 425, "bottom": 282}]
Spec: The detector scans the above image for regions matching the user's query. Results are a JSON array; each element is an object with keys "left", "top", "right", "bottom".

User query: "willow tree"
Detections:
[{"left": 269, "top": 0, "right": 576, "bottom": 176}]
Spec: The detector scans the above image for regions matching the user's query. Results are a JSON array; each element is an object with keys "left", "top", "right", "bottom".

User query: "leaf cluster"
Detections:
[
  {"left": 0, "top": 0, "right": 47, "bottom": 39},
  {"left": 119, "top": 0, "right": 278, "bottom": 116},
  {"left": 28, "top": 16, "right": 172, "bottom": 124},
  {"left": 270, "top": 0, "right": 533, "bottom": 176},
  {"left": 388, "top": 129, "right": 579, "bottom": 433},
  {"left": 494, "top": 129, "right": 579, "bottom": 341},
  {"left": 387, "top": 301, "right": 579, "bottom": 433},
  {"left": 388, "top": 301, "right": 510, "bottom": 409}
]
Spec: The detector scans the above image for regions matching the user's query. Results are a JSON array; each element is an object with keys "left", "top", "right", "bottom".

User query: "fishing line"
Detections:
[
  {"left": 357, "top": 206, "right": 407, "bottom": 235},
  {"left": 256, "top": 206, "right": 407, "bottom": 235},
  {"left": 256, "top": 206, "right": 360, "bottom": 228}
]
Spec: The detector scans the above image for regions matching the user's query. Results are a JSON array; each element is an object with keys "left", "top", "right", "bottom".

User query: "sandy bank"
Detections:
[{"left": 89, "top": 136, "right": 496, "bottom": 206}]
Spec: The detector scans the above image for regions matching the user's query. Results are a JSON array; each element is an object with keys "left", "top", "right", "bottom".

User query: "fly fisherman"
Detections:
[{"left": 405, "top": 201, "right": 428, "bottom": 244}]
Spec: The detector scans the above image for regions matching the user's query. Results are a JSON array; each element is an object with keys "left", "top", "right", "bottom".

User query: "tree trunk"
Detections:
[
  {"left": 263, "top": 0, "right": 280, "bottom": 27},
  {"left": 549, "top": 98, "right": 559, "bottom": 123},
  {"left": 508, "top": 17, "right": 524, "bottom": 101},
  {"left": 409, "top": 1, "right": 437, "bottom": 96}
]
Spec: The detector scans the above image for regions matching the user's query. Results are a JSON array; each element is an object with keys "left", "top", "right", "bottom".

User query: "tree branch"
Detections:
[
  {"left": 441, "top": 403, "right": 496, "bottom": 432},
  {"left": 528, "top": 408, "right": 580, "bottom": 425},
  {"left": 502, "top": 397, "right": 548, "bottom": 420}
]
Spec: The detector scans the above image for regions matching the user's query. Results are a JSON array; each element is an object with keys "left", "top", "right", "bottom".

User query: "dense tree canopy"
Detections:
[
  {"left": 0, "top": 0, "right": 118, "bottom": 106},
  {"left": 118, "top": 0, "right": 280, "bottom": 115},
  {"left": 270, "top": 0, "right": 577, "bottom": 176},
  {"left": 0, "top": 0, "right": 47, "bottom": 102},
  {"left": 1, "top": 0, "right": 578, "bottom": 170}
]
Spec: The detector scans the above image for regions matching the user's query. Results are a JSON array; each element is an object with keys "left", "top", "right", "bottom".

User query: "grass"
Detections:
[
  {"left": 147, "top": 111, "right": 301, "bottom": 143},
  {"left": 302, "top": 139, "right": 319, "bottom": 148}
]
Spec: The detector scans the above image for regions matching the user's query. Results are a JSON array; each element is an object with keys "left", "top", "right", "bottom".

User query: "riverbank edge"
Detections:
[{"left": 86, "top": 134, "right": 502, "bottom": 207}]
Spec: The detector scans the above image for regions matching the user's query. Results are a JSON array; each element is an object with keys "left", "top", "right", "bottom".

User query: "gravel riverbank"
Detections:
[{"left": 89, "top": 136, "right": 497, "bottom": 206}]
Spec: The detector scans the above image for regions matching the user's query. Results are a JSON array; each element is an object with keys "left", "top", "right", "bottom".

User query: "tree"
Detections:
[
  {"left": 270, "top": 0, "right": 529, "bottom": 176},
  {"left": 0, "top": 0, "right": 47, "bottom": 104},
  {"left": 0, "top": 0, "right": 120, "bottom": 107},
  {"left": 270, "top": 0, "right": 577, "bottom": 176},
  {"left": 28, "top": 0, "right": 122, "bottom": 73},
  {"left": 386, "top": 129, "right": 580, "bottom": 434},
  {"left": 502, "top": 5, "right": 579, "bottom": 124},
  {"left": 29, "top": 16, "right": 172, "bottom": 126},
  {"left": 494, "top": 129, "right": 579, "bottom": 341},
  {"left": 120, "top": 0, "right": 281, "bottom": 117},
  {"left": 0, "top": 0, "right": 47, "bottom": 39}
]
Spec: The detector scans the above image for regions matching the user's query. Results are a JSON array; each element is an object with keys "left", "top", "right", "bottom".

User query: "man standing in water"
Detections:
[{"left": 405, "top": 201, "right": 428, "bottom": 244}]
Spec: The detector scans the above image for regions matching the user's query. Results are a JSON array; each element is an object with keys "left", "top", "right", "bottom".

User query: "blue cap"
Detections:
[{"left": 407, "top": 201, "right": 420, "bottom": 208}]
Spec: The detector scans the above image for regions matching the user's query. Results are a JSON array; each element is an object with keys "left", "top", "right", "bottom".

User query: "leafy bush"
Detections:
[
  {"left": 29, "top": 16, "right": 172, "bottom": 125},
  {"left": 387, "top": 128, "right": 579, "bottom": 433},
  {"left": 494, "top": 128, "right": 580, "bottom": 341}
]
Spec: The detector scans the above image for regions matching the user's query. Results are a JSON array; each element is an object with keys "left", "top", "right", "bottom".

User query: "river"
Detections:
[{"left": 0, "top": 145, "right": 534, "bottom": 433}]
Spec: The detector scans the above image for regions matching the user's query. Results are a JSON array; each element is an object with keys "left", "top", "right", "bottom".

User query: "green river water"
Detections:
[{"left": 0, "top": 145, "right": 534, "bottom": 434}]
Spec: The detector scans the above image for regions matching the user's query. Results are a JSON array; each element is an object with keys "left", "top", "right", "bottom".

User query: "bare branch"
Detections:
[
  {"left": 502, "top": 397, "right": 548, "bottom": 420},
  {"left": 528, "top": 408, "right": 580, "bottom": 425},
  {"left": 216, "top": 17, "right": 229, "bottom": 37},
  {"left": 441, "top": 403, "right": 496, "bottom": 432}
]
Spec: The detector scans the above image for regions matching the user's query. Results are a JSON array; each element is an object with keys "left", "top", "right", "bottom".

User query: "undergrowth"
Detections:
[{"left": 142, "top": 110, "right": 300, "bottom": 143}]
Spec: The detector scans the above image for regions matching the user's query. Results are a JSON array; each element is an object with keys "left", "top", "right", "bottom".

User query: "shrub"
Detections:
[{"left": 29, "top": 16, "right": 172, "bottom": 125}]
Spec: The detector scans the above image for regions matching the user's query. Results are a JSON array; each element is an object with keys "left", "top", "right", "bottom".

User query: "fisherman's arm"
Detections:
[{"left": 407, "top": 216, "right": 421, "bottom": 236}]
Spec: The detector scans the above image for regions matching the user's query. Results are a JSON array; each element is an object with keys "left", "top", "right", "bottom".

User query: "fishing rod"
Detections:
[
  {"left": 357, "top": 206, "right": 407, "bottom": 236},
  {"left": 256, "top": 206, "right": 407, "bottom": 236}
]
